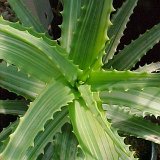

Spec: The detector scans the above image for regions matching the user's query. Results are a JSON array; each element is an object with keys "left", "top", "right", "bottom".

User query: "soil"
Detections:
[
  {"left": 0, "top": 0, "right": 17, "bottom": 22},
  {"left": 0, "top": 0, "right": 160, "bottom": 159}
]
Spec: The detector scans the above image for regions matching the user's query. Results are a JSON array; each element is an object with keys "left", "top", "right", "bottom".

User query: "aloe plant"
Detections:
[{"left": 0, "top": 0, "right": 160, "bottom": 159}]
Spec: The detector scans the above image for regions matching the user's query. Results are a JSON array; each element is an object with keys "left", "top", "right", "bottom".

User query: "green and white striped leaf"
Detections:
[
  {"left": 0, "top": 62, "right": 45, "bottom": 100},
  {"left": 103, "top": 104, "right": 160, "bottom": 144},
  {"left": 38, "top": 143, "right": 53, "bottom": 160},
  {"left": 0, "top": 24, "right": 60, "bottom": 83},
  {"left": 69, "top": 99, "right": 136, "bottom": 160},
  {"left": 105, "top": 23, "right": 160, "bottom": 70},
  {"left": 26, "top": 107, "right": 69, "bottom": 160},
  {"left": 0, "top": 100, "right": 27, "bottom": 115},
  {"left": 0, "top": 121, "right": 18, "bottom": 143},
  {"left": 51, "top": 123, "right": 81, "bottom": 160},
  {"left": 0, "top": 120, "right": 18, "bottom": 153},
  {"left": 0, "top": 18, "right": 82, "bottom": 84},
  {"left": 69, "top": 0, "right": 113, "bottom": 70},
  {"left": 60, "top": 0, "right": 82, "bottom": 53},
  {"left": 77, "top": 85, "right": 136, "bottom": 159},
  {"left": 87, "top": 70, "right": 160, "bottom": 91},
  {"left": 136, "top": 62, "right": 160, "bottom": 73},
  {"left": 0, "top": 80, "right": 74, "bottom": 160},
  {"left": 8, "top": 0, "right": 46, "bottom": 33},
  {"left": 104, "top": 0, "right": 138, "bottom": 63},
  {"left": 100, "top": 88, "right": 160, "bottom": 117}
]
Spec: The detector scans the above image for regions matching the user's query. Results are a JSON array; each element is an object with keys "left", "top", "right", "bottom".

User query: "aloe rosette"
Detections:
[{"left": 0, "top": 0, "right": 160, "bottom": 159}]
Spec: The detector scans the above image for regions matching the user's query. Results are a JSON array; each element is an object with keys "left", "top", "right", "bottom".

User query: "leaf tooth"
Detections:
[
  {"left": 124, "top": 88, "right": 129, "bottom": 92},
  {"left": 27, "top": 73, "right": 31, "bottom": 78},
  {"left": 41, "top": 149, "right": 44, "bottom": 155},
  {"left": 58, "top": 24, "right": 62, "bottom": 29},
  {"left": 17, "top": 67, "right": 21, "bottom": 72},
  {"left": 58, "top": 37, "right": 62, "bottom": 43},
  {"left": 30, "top": 142, "right": 34, "bottom": 148},
  {"left": 76, "top": 18, "right": 81, "bottom": 23},
  {"left": 60, "top": 10, "right": 63, "bottom": 15},
  {"left": 6, "top": 62, "right": 10, "bottom": 67},
  {"left": 112, "top": 6, "right": 116, "bottom": 12},
  {"left": 155, "top": 114, "right": 159, "bottom": 119},
  {"left": 108, "top": 89, "right": 112, "bottom": 93},
  {"left": 81, "top": 5, "right": 86, "bottom": 10},
  {"left": 28, "top": 108, "right": 68, "bottom": 158}
]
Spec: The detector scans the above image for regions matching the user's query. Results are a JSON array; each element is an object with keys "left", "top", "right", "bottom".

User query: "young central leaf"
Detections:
[{"left": 69, "top": 0, "right": 112, "bottom": 70}]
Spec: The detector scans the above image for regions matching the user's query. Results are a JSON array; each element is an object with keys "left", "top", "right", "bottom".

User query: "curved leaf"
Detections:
[
  {"left": 0, "top": 18, "right": 82, "bottom": 84},
  {"left": 0, "top": 80, "right": 74, "bottom": 160},
  {"left": 60, "top": 0, "right": 82, "bottom": 53},
  {"left": 100, "top": 88, "right": 160, "bottom": 117},
  {"left": 69, "top": 99, "right": 136, "bottom": 160},
  {"left": 0, "top": 100, "right": 27, "bottom": 115},
  {"left": 104, "top": 0, "right": 138, "bottom": 63},
  {"left": 0, "top": 23, "right": 61, "bottom": 83},
  {"left": 69, "top": 0, "right": 113, "bottom": 70},
  {"left": 0, "top": 120, "right": 19, "bottom": 153},
  {"left": 0, "top": 62, "right": 45, "bottom": 100},
  {"left": 51, "top": 123, "right": 81, "bottom": 160},
  {"left": 87, "top": 70, "right": 160, "bottom": 91},
  {"left": 103, "top": 104, "right": 160, "bottom": 144},
  {"left": 38, "top": 143, "right": 53, "bottom": 160},
  {"left": 105, "top": 23, "right": 160, "bottom": 70},
  {"left": 26, "top": 107, "right": 69, "bottom": 160},
  {"left": 136, "top": 62, "right": 160, "bottom": 73}
]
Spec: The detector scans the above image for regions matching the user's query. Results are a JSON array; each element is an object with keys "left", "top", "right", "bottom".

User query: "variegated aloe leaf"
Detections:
[
  {"left": 0, "top": 100, "right": 27, "bottom": 115},
  {"left": 8, "top": 0, "right": 46, "bottom": 33},
  {"left": 0, "top": 62, "right": 45, "bottom": 100},
  {"left": 69, "top": 0, "right": 113, "bottom": 71},
  {"left": 104, "top": 0, "right": 138, "bottom": 63},
  {"left": 0, "top": 22, "right": 60, "bottom": 83},
  {"left": 25, "top": 107, "right": 69, "bottom": 160},
  {"left": 77, "top": 85, "right": 137, "bottom": 158},
  {"left": 105, "top": 23, "right": 160, "bottom": 70},
  {"left": 51, "top": 123, "right": 81, "bottom": 160},
  {"left": 60, "top": 0, "right": 82, "bottom": 53},
  {"left": 136, "top": 62, "right": 160, "bottom": 73},
  {"left": 0, "top": 18, "right": 82, "bottom": 84},
  {"left": 69, "top": 99, "right": 136, "bottom": 160},
  {"left": 38, "top": 143, "right": 53, "bottom": 160},
  {"left": 103, "top": 104, "right": 160, "bottom": 144},
  {"left": 100, "top": 88, "right": 160, "bottom": 117},
  {"left": 0, "top": 80, "right": 74, "bottom": 160},
  {"left": 87, "top": 70, "right": 160, "bottom": 91},
  {"left": 0, "top": 120, "right": 19, "bottom": 153}
]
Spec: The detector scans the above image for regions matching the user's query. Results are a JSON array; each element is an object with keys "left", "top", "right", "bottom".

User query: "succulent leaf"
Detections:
[
  {"left": 51, "top": 123, "right": 81, "bottom": 160},
  {"left": 0, "top": 62, "right": 45, "bottom": 100},
  {"left": 100, "top": 88, "right": 160, "bottom": 117},
  {"left": 104, "top": 0, "right": 138, "bottom": 63},
  {"left": 69, "top": 99, "right": 136, "bottom": 160},
  {"left": 0, "top": 100, "right": 27, "bottom": 115},
  {"left": 0, "top": 80, "right": 74, "bottom": 159},
  {"left": 103, "top": 104, "right": 160, "bottom": 144},
  {"left": 0, "top": 18, "right": 82, "bottom": 84},
  {"left": 0, "top": 0, "right": 160, "bottom": 159},
  {"left": 0, "top": 120, "right": 19, "bottom": 153},
  {"left": 60, "top": 0, "right": 82, "bottom": 53},
  {"left": 69, "top": 0, "right": 112, "bottom": 70},
  {"left": 87, "top": 70, "right": 160, "bottom": 91},
  {"left": 105, "top": 23, "right": 160, "bottom": 70},
  {"left": 25, "top": 107, "right": 69, "bottom": 160},
  {"left": 136, "top": 62, "right": 160, "bottom": 73}
]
